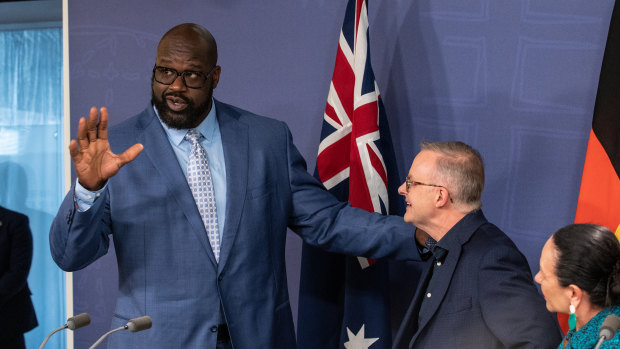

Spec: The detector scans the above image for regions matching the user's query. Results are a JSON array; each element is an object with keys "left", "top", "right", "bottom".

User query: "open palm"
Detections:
[{"left": 69, "top": 107, "right": 143, "bottom": 191}]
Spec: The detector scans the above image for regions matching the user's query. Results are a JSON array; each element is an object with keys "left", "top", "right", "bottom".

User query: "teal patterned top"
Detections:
[{"left": 559, "top": 306, "right": 620, "bottom": 349}]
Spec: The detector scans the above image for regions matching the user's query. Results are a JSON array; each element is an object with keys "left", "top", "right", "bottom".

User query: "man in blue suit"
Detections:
[
  {"left": 50, "top": 23, "right": 415, "bottom": 348},
  {"left": 392, "top": 141, "right": 562, "bottom": 348},
  {"left": 0, "top": 206, "right": 38, "bottom": 349}
]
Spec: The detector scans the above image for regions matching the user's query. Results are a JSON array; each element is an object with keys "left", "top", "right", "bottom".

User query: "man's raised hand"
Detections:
[{"left": 69, "top": 107, "right": 143, "bottom": 191}]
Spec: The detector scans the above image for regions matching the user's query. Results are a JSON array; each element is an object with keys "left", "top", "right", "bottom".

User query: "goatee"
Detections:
[{"left": 151, "top": 89, "right": 212, "bottom": 129}]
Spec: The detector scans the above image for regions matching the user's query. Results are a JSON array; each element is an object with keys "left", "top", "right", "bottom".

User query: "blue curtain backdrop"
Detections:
[{"left": 0, "top": 28, "right": 65, "bottom": 349}]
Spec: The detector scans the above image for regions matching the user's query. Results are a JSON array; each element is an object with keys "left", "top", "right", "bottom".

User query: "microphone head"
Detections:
[
  {"left": 66, "top": 313, "right": 91, "bottom": 330},
  {"left": 600, "top": 314, "right": 620, "bottom": 340},
  {"left": 126, "top": 316, "right": 152, "bottom": 332}
]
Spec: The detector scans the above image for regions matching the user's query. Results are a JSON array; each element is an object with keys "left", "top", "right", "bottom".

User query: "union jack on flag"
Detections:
[
  {"left": 298, "top": 0, "right": 404, "bottom": 348},
  {"left": 317, "top": 0, "right": 389, "bottom": 221}
]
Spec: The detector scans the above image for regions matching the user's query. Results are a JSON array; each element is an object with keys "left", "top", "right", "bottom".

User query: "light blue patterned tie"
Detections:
[{"left": 185, "top": 129, "right": 220, "bottom": 262}]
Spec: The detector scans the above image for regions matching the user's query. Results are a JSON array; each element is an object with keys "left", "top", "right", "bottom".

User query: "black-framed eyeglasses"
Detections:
[
  {"left": 405, "top": 175, "right": 453, "bottom": 202},
  {"left": 152, "top": 65, "right": 216, "bottom": 89}
]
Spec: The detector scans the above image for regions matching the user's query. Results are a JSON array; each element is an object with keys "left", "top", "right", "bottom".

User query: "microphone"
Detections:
[
  {"left": 594, "top": 314, "right": 620, "bottom": 349},
  {"left": 67, "top": 312, "right": 92, "bottom": 330},
  {"left": 89, "top": 316, "right": 152, "bottom": 349},
  {"left": 126, "top": 315, "right": 153, "bottom": 332},
  {"left": 39, "top": 313, "right": 91, "bottom": 349}
]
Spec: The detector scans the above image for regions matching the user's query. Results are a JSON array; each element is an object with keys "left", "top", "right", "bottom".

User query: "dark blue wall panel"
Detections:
[{"left": 67, "top": 0, "right": 613, "bottom": 346}]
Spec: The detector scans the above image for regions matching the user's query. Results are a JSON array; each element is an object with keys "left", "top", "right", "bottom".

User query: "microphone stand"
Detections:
[
  {"left": 39, "top": 325, "right": 68, "bottom": 349},
  {"left": 89, "top": 316, "right": 152, "bottom": 349},
  {"left": 39, "top": 313, "right": 91, "bottom": 349},
  {"left": 594, "top": 336, "right": 606, "bottom": 349},
  {"left": 89, "top": 325, "right": 128, "bottom": 349}
]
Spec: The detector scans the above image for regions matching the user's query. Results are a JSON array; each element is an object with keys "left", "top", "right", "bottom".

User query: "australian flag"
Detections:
[{"left": 297, "top": 0, "right": 404, "bottom": 348}]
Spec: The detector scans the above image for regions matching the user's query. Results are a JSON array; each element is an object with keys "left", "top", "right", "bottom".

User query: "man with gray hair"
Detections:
[{"left": 393, "top": 141, "right": 561, "bottom": 348}]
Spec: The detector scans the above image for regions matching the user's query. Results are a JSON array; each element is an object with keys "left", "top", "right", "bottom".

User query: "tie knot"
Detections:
[{"left": 185, "top": 129, "right": 203, "bottom": 144}]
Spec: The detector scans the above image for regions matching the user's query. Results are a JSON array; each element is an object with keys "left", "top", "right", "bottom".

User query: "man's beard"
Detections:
[{"left": 151, "top": 88, "right": 212, "bottom": 130}]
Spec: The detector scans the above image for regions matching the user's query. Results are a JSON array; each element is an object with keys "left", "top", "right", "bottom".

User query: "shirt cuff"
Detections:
[{"left": 74, "top": 179, "right": 107, "bottom": 212}]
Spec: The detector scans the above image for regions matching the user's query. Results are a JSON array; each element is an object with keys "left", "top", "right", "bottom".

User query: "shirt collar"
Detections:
[
  {"left": 426, "top": 237, "right": 448, "bottom": 262},
  {"left": 432, "top": 213, "right": 475, "bottom": 262},
  {"left": 436, "top": 210, "right": 481, "bottom": 251},
  {"left": 432, "top": 210, "right": 486, "bottom": 262},
  {"left": 153, "top": 98, "right": 218, "bottom": 146}
]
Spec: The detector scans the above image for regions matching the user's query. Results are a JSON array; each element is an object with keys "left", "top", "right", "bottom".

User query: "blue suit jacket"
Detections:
[
  {"left": 50, "top": 100, "right": 415, "bottom": 348},
  {"left": 392, "top": 211, "right": 562, "bottom": 349},
  {"left": 0, "top": 206, "right": 38, "bottom": 341}
]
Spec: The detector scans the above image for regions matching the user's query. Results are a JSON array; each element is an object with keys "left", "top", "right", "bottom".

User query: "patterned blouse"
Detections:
[{"left": 560, "top": 305, "right": 620, "bottom": 349}]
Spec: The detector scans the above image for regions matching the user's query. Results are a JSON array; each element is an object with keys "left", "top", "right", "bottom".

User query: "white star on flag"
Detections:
[{"left": 344, "top": 324, "right": 379, "bottom": 349}]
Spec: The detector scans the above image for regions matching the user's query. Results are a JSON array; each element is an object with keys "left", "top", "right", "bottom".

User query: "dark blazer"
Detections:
[
  {"left": 393, "top": 210, "right": 562, "bottom": 349},
  {"left": 50, "top": 100, "right": 415, "bottom": 348},
  {"left": 0, "top": 206, "right": 38, "bottom": 341}
]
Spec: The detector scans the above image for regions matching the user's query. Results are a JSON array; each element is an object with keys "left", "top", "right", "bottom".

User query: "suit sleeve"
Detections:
[
  {"left": 0, "top": 214, "right": 33, "bottom": 306},
  {"left": 478, "top": 243, "right": 562, "bottom": 349},
  {"left": 281, "top": 123, "right": 419, "bottom": 261},
  {"left": 49, "top": 186, "right": 112, "bottom": 271}
]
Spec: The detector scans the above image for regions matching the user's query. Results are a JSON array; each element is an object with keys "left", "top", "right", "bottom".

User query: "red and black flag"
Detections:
[{"left": 561, "top": 0, "right": 620, "bottom": 334}]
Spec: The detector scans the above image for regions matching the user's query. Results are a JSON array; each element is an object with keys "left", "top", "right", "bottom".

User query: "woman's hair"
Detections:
[{"left": 552, "top": 223, "right": 620, "bottom": 308}]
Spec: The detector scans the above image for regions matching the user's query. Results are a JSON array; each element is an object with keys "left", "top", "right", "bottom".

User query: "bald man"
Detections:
[{"left": 50, "top": 23, "right": 415, "bottom": 348}]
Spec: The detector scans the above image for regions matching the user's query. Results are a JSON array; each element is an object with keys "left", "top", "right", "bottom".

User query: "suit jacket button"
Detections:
[
  {"left": 218, "top": 275, "right": 223, "bottom": 281},
  {"left": 426, "top": 292, "right": 432, "bottom": 298},
  {"left": 210, "top": 326, "right": 218, "bottom": 332}
]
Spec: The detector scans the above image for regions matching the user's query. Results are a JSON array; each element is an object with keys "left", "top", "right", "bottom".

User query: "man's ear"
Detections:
[
  {"left": 211, "top": 66, "right": 221, "bottom": 89},
  {"left": 435, "top": 187, "right": 450, "bottom": 207}
]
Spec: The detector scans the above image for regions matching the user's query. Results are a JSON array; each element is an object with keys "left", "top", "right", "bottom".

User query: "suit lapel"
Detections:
[
  {"left": 410, "top": 211, "right": 487, "bottom": 346},
  {"left": 137, "top": 107, "right": 217, "bottom": 266},
  {"left": 214, "top": 101, "right": 248, "bottom": 270}
]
